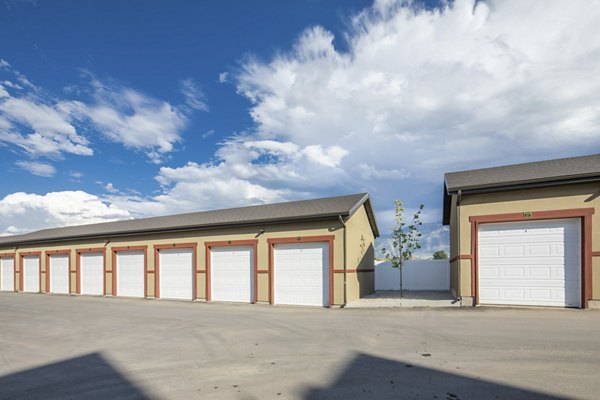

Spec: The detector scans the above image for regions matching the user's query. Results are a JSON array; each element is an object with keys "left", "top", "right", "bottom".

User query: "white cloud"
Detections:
[
  {"left": 0, "top": 191, "right": 131, "bottom": 236},
  {"left": 15, "top": 160, "right": 56, "bottom": 177},
  {"left": 202, "top": 129, "right": 215, "bottom": 139},
  {"left": 0, "top": 65, "right": 202, "bottom": 164},
  {"left": 104, "top": 182, "right": 118, "bottom": 193},
  {"left": 234, "top": 0, "right": 600, "bottom": 221},
  {"left": 180, "top": 78, "right": 209, "bottom": 112},
  {"left": 2, "top": 0, "right": 600, "bottom": 245},
  {"left": 218, "top": 72, "right": 229, "bottom": 83}
]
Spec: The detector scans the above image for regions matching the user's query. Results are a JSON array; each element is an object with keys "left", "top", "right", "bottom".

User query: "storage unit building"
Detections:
[
  {"left": 0, "top": 193, "right": 378, "bottom": 307},
  {"left": 443, "top": 154, "right": 600, "bottom": 308}
]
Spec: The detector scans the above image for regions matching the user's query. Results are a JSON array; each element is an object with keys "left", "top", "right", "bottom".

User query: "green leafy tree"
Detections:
[
  {"left": 381, "top": 200, "right": 424, "bottom": 296},
  {"left": 432, "top": 250, "right": 448, "bottom": 259}
]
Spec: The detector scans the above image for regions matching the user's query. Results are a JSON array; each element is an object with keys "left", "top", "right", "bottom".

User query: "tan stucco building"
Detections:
[
  {"left": 443, "top": 154, "right": 600, "bottom": 309},
  {"left": 0, "top": 193, "right": 378, "bottom": 307}
]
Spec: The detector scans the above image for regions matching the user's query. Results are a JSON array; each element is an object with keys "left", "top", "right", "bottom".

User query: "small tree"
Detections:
[
  {"left": 382, "top": 200, "right": 424, "bottom": 297},
  {"left": 432, "top": 250, "right": 448, "bottom": 259}
]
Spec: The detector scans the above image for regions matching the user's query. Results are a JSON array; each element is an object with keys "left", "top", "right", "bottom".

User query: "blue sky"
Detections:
[{"left": 1, "top": 0, "right": 599, "bottom": 254}]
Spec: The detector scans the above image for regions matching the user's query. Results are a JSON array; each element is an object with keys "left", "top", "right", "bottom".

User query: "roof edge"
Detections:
[{"left": 0, "top": 213, "right": 351, "bottom": 248}]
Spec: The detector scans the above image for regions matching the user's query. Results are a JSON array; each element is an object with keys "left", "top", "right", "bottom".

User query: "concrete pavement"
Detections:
[{"left": 0, "top": 293, "right": 599, "bottom": 399}]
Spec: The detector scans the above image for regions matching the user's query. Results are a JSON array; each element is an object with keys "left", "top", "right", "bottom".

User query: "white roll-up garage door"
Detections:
[
  {"left": 49, "top": 254, "right": 69, "bottom": 294},
  {"left": 22, "top": 255, "right": 40, "bottom": 293},
  {"left": 159, "top": 248, "right": 193, "bottom": 300},
  {"left": 211, "top": 246, "right": 253, "bottom": 303},
  {"left": 478, "top": 218, "right": 581, "bottom": 307},
  {"left": 274, "top": 242, "right": 329, "bottom": 306},
  {"left": 116, "top": 250, "right": 145, "bottom": 298},
  {"left": 80, "top": 252, "right": 104, "bottom": 295},
  {"left": 1, "top": 257, "right": 14, "bottom": 291}
]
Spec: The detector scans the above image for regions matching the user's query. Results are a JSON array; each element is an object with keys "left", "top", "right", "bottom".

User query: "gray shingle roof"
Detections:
[
  {"left": 445, "top": 154, "right": 600, "bottom": 193},
  {"left": 0, "top": 193, "right": 379, "bottom": 246},
  {"left": 443, "top": 154, "right": 600, "bottom": 225}
]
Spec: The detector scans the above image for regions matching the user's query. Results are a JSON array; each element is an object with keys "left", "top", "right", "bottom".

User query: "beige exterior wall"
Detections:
[
  {"left": 0, "top": 204, "right": 377, "bottom": 306},
  {"left": 448, "top": 182, "right": 600, "bottom": 304},
  {"left": 344, "top": 205, "right": 376, "bottom": 303}
]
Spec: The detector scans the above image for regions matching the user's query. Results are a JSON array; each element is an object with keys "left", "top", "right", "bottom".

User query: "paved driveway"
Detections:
[{"left": 0, "top": 293, "right": 599, "bottom": 399}]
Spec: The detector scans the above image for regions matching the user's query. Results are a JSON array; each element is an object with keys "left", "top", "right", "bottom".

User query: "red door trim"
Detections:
[
  {"left": 468, "top": 208, "right": 595, "bottom": 308},
  {"left": 19, "top": 252, "right": 42, "bottom": 293},
  {"left": 204, "top": 240, "right": 258, "bottom": 303},
  {"left": 75, "top": 248, "right": 107, "bottom": 295},
  {"left": 267, "top": 235, "right": 335, "bottom": 307},
  {"left": 45, "top": 250, "right": 71, "bottom": 294},
  {"left": 153, "top": 243, "right": 198, "bottom": 300},
  {"left": 111, "top": 246, "right": 148, "bottom": 297},
  {"left": 0, "top": 252, "right": 17, "bottom": 292}
]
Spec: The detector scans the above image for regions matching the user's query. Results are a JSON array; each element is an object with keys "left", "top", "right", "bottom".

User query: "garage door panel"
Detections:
[
  {"left": 23, "top": 255, "right": 40, "bottom": 293},
  {"left": 211, "top": 246, "right": 253, "bottom": 303},
  {"left": 81, "top": 253, "right": 104, "bottom": 295},
  {"left": 117, "top": 251, "right": 145, "bottom": 298},
  {"left": 160, "top": 248, "right": 193, "bottom": 300},
  {"left": 274, "top": 242, "right": 328, "bottom": 307},
  {"left": 479, "top": 218, "right": 581, "bottom": 307},
  {"left": 49, "top": 254, "right": 69, "bottom": 294},
  {"left": 1, "top": 257, "right": 14, "bottom": 291}
]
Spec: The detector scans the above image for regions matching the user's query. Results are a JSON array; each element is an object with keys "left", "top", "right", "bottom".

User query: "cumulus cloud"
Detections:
[
  {"left": 234, "top": 0, "right": 600, "bottom": 216},
  {"left": 15, "top": 160, "right": 56, "bottom": 177},
  {"left": 0, "top": 191, "right": 131, "bottom": 236},
  {"left": 2, "top": 0, "right": 600, "bottom": 241}
]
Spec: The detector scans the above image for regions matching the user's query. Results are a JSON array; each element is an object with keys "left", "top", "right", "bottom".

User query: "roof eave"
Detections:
[
  {"left": 446, "top": 175, "right": 600, "bottom": 196},
  {"left": 0, "top": 213, "right": 352, "bottom": 247}
]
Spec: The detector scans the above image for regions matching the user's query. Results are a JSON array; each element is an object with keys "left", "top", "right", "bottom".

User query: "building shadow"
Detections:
[
  {"left": 0, "top": 352, "right": 151, "bottom": 400},
  {"left": 303, "top": 352, "right": 567, "bottom": 400}
]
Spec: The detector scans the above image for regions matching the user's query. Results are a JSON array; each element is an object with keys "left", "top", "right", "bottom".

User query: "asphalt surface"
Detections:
[{"left": 0, "top": 293, "right": 599, "bottom": 399}]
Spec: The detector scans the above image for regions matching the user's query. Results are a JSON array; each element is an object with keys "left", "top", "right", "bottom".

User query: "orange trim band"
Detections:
[
  {"left": 592, "top": 251, "right": 600, "bottom": 257},
  {"left": 449, "top": 255, "right": 472, "bottom": 263},
  {"left": 333, "top": 269, "right": 374, "bottom": 273}
]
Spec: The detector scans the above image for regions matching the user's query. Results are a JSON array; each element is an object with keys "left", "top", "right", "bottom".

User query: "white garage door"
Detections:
[
  {"left": 49, "top": 254, "right": 69, "bottom": 294},
  {"left": 23, "top": 255, "right": 40, "bottom": 293},
  {"left": 159, "top": 248, "right": 193, "bottom": 300},
  {"left": 211, "top": 246, "right": 253, "bottom": 302},
  {"left": 274, "top": 242, "right": 329, "bottom": 307},
  {"left": 478, "top": 218, "right": 581, "bottom": 307},
  {"left": 1, "top": 257, "right": 14, "bottom": 291},
  {"left": 80, "top": 252, "right": 104, "bottom": 295},
  {"left": 116, "top": 250, "right": 145, "bottom": 298}
]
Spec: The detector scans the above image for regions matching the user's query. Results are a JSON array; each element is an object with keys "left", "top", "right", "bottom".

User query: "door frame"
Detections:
[
  {"left": 45, "top": 250, "right": 71, "bottom": 294},
  {"left": 111, "top": 246, "right": 148, "bottom": 297},
  {"left": 204, "top": 239, "right": 258, "bottom": 303},
  {"left": 19, "top": 251, "right": 42, "bottom": 293},
  {"left": 76, "top": 248, "right": 107, "bottom": 295},
  {"left": 268, "top": 235, "right": 335, "bottom": 307},
  {"left": 0, "top": 252, "right": 16, "bottom": 292},
  {"left": 469, "top": 208, "right": 594, "bottom": 308},
  {"left": 154, "top": 243, "right": 198, "bottom": 300}
]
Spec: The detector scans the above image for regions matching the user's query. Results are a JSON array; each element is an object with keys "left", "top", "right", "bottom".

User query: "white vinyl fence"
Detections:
[{"left": 375, "top": 259, "right": 450, "bottom": 291}]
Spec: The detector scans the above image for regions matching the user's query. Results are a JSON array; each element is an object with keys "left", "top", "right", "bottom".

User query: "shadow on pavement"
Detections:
[
  {"left": 0, "top": 352, "right": 150, "bottom": 400},
  {"left": 303, "top": 352, "right": 568, "bottom": 400}
]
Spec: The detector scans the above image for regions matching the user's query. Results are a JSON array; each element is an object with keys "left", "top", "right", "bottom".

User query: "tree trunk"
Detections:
[{"left": 399, "top": 263, "right": 404, "bottom": 298}]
